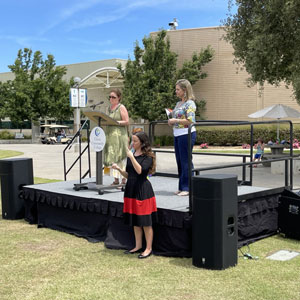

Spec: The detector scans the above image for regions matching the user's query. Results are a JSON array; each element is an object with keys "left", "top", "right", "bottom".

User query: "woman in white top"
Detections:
[{"left": 168, "top": 79, "right": 196, "bottom": 196}]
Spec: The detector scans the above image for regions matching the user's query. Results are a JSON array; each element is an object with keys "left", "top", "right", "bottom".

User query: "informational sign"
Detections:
[
  {"left": 70, "top": 88, "right": 78, "bottom": 107},
  {"left": 90, "top": 127, "right": 106, "bottom": 152},
  {"left": 69, "top": 88, "right": 87, "bottom": 107},
  {"left": 78, "top": 89, "right": 87, "bottom": 107}
]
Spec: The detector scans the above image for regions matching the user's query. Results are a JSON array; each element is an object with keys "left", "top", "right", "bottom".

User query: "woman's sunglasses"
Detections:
[{"left": 108, "top": 95, "right": 117, "bottom": 99}]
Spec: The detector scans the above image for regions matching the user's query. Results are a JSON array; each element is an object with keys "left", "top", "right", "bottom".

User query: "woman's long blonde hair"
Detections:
[{"left": 176, "top": 79, "right": 195, "bottom": 101}]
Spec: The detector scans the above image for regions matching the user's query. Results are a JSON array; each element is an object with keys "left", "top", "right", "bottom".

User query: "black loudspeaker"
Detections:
[
  {"left": 192, "top": 174, "right": 238, "bottom": 270},
  {"left": 0, "top": 158, "right": 33, "bottom": 219},
  {"left": 278, "top": 189, "right": 300, "bottom": 240}
]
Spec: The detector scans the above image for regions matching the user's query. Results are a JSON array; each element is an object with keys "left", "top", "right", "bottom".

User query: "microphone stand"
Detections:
[{"left": 90, "top": 101, "right": 104, "bottom": 110}]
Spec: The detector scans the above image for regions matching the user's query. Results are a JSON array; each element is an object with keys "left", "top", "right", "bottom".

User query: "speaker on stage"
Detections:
[
  {"left": 0, "top": 158, "right": 33, "bottom": 219},
  {"left": 192, "top": 174, "right": 238, "bottom": 270}
]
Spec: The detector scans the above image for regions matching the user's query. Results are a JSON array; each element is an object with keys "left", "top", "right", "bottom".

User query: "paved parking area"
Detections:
[{"left": 1, "top": 143, "right": 299, "bottom": 189}]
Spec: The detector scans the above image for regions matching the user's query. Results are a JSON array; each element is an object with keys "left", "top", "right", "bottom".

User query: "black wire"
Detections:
[{"left": 239, "top": 244, "right": 253, "bottom": 259}]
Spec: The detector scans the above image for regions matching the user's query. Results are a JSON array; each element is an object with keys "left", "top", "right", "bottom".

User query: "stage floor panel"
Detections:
[{"left": 25, "top": 176, "right": 281, "bottom": 212}]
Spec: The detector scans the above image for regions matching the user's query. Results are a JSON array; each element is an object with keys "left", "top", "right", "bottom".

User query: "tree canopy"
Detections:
[
  {"left": 0, "top": 48, "right": 73, "bottom": 128},
  {"left": 118, "top": 30, "right": 214, "bottom": 121},
  {"left": 224, "top": 0, "right": 300, "bottom": 101}
]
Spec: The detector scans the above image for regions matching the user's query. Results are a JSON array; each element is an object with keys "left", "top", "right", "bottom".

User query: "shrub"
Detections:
[
  {"left": 242, "top": 144, "right": 250, "bottom": 149},
  {"left": 0, "top": 130, "right": 15, "bottom": 139},
  {"left": 293, "top": 139, "right": 300, "bottom": 149},
  {"left": 151, "top": 124, "right": 300, "bottom": 147},
  {"left": 195, "top": 124, "right": 300, "bottom": 146},
  {"left": 153, "top": 135, "right": 174, "bottom": 147},
  {"left": 200, "top": 143, "right": 208, "bottom": 149}
]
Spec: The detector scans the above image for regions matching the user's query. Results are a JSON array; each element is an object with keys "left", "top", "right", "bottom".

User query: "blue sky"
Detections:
[{"left": 0, "top": 0, "right": 234, "bottom": 73}]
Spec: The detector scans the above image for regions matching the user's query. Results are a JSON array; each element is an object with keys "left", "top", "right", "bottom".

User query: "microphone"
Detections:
[{"left": 90, "top": 100, "right": 104, "bottom": 110}]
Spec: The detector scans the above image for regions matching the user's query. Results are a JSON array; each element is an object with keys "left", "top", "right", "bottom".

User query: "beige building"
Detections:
[{"left": 158, "top": 26, "right": 299, "bottom": 121}]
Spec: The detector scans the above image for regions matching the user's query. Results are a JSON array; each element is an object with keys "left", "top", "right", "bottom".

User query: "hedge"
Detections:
[
  {"left": 152, "top": 124, "right": 300, "bottom": 146},
  {"left": 0, "top": 130, "right": 31, "bottom": 140}
]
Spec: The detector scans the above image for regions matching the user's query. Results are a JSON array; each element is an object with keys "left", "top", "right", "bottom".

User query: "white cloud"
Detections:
[
  {"left": 66, "top": 14, "right": 125, "bottom": 31},
  {"left": 169, "top": 0, "right": 230, "bottom": 10},
  {"left": 67, "top": 38, "right": 113, "bottom": 47},
  {"left": 38, "top": 0, "right": 105, "bottom": 35},
  {"left": 82, "top": 48, "right": 130, "bottom": 57},
  {"left": 0, "top": 35, "right": 48, "bottom": 47},
  {"left": 39, "top": 0, "right": 232, "bottom": 34},
  {"left": 65, "top": 0, "right": 170, "bottom": 31},
  {"left": 60, "top": 0, "right": 105, "bottom": 18}
]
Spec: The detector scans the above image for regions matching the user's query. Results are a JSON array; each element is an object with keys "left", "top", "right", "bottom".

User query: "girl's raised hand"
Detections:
[{"left": 127, "top": 149, "right": 134, "bottom": 159}]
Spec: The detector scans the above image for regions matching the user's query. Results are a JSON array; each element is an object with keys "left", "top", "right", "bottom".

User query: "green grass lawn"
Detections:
[
  {"left": 34, "top": 177, "right": 61, "bottom": 184},
  {"left": 0, "top": 150, "right": 300, "bottom": 300},
  {"left": 0, "top": 216, "right": 299, "bottom": 300},
  {"left": 0, "top": 149, "right": 23, "bottom": 159}
]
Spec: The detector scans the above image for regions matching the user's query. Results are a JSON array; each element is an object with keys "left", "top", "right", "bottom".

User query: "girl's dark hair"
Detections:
[{"left": 134, "top": 131, "right": 156, "bottom": 174}]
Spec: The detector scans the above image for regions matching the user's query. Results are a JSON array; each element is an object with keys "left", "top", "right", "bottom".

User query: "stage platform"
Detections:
[{"left": 21, "top": 176, "right": 283, "bottom": 257}]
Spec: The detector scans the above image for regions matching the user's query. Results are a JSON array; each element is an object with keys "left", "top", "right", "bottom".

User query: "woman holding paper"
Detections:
[
  {"left": 168, "top": 79, "right": 196, "bottom": 196},
  {"left": 103, "top": 89, "right": 129, "bottom": 186}
]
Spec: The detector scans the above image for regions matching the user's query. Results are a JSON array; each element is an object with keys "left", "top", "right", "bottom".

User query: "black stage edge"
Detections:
[{"left": 20, "top": 176, "right": 282, "bottom": 257}]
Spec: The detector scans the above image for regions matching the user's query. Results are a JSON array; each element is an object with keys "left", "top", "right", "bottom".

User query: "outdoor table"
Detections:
[{"left": 267, "top": 144, "right": 285, "bottom": 155}]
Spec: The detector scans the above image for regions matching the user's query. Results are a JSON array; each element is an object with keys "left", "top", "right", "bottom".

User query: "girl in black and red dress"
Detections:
[{"left": 112, "top": 131, "right": 157, "bottom": 259}]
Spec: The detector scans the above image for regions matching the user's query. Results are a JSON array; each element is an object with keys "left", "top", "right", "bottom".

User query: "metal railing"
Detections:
[
  {"left": 153, "top": 149, "right": 250, "bottom": 184},
  {"left": 149, "top": 119, "right": 294, "bottom": 214},
  {"left": 63, "top": 120, "right": 91, "bottom": 182}
]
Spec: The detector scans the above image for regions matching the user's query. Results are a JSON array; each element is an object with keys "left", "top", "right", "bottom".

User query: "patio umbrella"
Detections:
[{"left": 248, "top": 104, "right": 300, "bottom": 140}]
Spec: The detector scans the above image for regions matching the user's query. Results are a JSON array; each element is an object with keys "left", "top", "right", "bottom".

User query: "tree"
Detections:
[
  {"left": 118, "top": 30, "right": 214, "bottom": 121},
  {"left": 224, "top": 0, "right": 300, "bottom": 101},
  {"left": 0, "top": 48, "right": 73, "bottom": 130}
]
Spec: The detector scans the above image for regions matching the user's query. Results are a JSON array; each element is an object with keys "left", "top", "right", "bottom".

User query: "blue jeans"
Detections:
[{"left": 174, "top": 132, "right": 196, "bottom": 192}]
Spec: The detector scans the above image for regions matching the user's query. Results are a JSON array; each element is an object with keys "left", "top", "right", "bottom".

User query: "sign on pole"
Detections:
[
  {"left": 79, "top": 89, "right": 87, "bottom": 107},
  {"left": 70, "top": 88, "right": 87, "bottom": 108},
  {"left": 90, "top": 127, "right": 106, "bottom": 152},
  {"left": 70, "top": 88, "right": 78, "bottom": 107}
]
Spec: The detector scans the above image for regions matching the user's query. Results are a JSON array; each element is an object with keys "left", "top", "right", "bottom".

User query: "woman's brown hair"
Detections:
[
  {"left": 134, "top": 131, "right": 156, "bottom": 174},
  {"left": 110, "top": 88, "right": 122, "bottom": 102}
]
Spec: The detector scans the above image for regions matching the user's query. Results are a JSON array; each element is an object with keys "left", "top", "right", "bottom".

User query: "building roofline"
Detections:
[
  {"left": 60, "top": 58, "right": 127, "bottom": 68},
  {"left": 0, "top": 58, "right": 128, "bottom": 76},
  {"left": 150, "top": 25, "right": 224, "bottom": 34}
]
